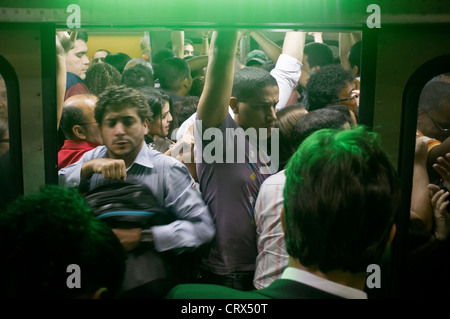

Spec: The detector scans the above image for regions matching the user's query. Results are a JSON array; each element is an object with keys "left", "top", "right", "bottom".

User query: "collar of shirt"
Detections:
[
  {"left": 129, "top": 143, "right": 156, "bottom": 170},
  {"left": 281, "top": 267, "right": 368, "bottom": 299}
]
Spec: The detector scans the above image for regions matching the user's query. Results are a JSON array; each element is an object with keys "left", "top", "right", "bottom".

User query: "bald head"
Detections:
[{"left": 60, "top": 94, "right": 102, "bottom": 145}]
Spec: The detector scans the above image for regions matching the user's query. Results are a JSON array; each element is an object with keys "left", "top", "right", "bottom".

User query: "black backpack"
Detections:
[{"left": 84, "top": 182, "right": 180, "bottom": 298}]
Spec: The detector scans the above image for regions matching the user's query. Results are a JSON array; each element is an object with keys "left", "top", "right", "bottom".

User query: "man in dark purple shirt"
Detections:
[{"left": 193, "top": 31, "right": 279, "bottom": 290}]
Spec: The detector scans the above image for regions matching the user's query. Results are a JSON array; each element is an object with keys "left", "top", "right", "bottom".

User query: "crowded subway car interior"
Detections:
[{"left": 0, "top": 0, "right": 450, "bottom": 300}]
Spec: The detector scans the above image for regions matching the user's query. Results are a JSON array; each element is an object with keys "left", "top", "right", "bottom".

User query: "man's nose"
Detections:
[
  {"left": 267, "top": 106, "right": 277, "bottom": 121},
  {"left": 113, "top": 122, "right": 126, "bottom": 135}
]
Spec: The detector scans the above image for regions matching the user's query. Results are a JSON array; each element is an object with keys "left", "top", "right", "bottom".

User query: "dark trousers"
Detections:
[{"left": 196, "top": 269, "right": 255, "bottom": 291}]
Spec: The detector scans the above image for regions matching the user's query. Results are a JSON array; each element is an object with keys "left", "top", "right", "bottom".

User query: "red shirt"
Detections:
[{"left": 58, "top": 140, "right": 99, "bottom": 170}]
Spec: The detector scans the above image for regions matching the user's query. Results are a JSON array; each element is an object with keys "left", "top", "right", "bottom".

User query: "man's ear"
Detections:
[
  {"left": 143, "top": 118, "right": 149, "bottom": 135},
  {"left": 183, "top": 77, "right": 192, "bottom": 93},
  {"left": 311, "top": 65, "right": 321, "bottom": 73},
  {"left": 72, "top": 125, "right": 86, "bottom": 140},
  {"left": 352, "top": 65, "right": 359, "bottom": 78},
  {"left": 229, "top": 97, "right": 239, "bottom": 114}
]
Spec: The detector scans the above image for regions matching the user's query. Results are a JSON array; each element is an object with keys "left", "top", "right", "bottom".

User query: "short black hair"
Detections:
[
  {"left": 95, "top": 85, "right": 151, "bottom": 125},
  {"left": 231, "top": 66, "right": 278, "bottom": 102},
  {"left": 157, "top": 57, "right": 191, "bottom": 92},
  {"left": 0, "top": 185, "right": 126, "bottom": 298},
  {"left": 306, "top": 64, "right": 354, "bottom": 111},
  {"left": 291, "top": 107, "right": 349, "bottom": 150},
  {"left": 348, "top": 41, "right": 362, "bottom": 75},
  {"left": 105, "top": 53, "right": 131, "bottom": 74},
  {"left": 60, "top": 104, "right": 86, "bottom": 139},
  {"left": 304, "top": 42, "right": 334, "bottom": 68},
  {"left": 122, "top": 64, "right": 155, "bottom": 88}
]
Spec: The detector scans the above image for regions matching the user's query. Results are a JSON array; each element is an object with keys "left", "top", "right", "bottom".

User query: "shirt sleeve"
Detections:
[
  {"left": 150, "top": 159, "right": 215, "bottom": 253},
  {"left": 270, "top": 53, "right": 303, "bottom": 110},
  {"left": 58, "top": 147, "right": 101, "bottom": 192}
]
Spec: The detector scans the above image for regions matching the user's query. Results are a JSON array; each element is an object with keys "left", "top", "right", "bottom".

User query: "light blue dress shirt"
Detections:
[{"left": 59, "top": 143, "right": 215, "bottom": 254}]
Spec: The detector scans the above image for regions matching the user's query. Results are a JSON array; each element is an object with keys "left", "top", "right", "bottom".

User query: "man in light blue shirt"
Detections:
[{"left": 59, "top": 85, "right": 215, "bottom": 254}]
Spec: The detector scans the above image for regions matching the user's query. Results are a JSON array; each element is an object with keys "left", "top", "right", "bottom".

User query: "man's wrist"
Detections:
[{"left": 141, "top": 229, "right": 154, "bottom": 243}]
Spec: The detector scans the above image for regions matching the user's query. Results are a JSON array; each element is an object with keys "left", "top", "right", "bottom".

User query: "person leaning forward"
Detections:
[{"left": 59, "top": 84, "right": 215, "bottom": 264}]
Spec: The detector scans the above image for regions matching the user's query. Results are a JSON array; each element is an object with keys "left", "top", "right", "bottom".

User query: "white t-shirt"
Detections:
[{"left": 270, "top": 53, "right": 303, "bottom": 110}]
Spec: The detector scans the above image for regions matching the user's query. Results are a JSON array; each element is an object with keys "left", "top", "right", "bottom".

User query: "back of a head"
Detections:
[
  {"left": 275, "top": 104, "right": 308, "bottom": 171},
  {"left": 348, "top": 41, "right": 362, "bottom": 75},
  {"left": 283, "top": 126, "right": 400, "bottom": 274},
  {"left": 232, "top": 66, "right": 278, "bottom": 101},
  {"left": 306, "top": 64, "right": 354, "bottom": 111},
  {"left": 174, "top": 95, "right": 200, "bottom": 125},
  {"left": 418, "top": 80, "right": 450, "bottom": 114},
  {"left": 105, "top": 53, "right": 131, "bottom": 74},
  {"left": 153, "top": 49, "right": 175, "bottom": 66},
  {"left": 152, "top": 49, "right": 175, "bottom": 80},
  {"left": 304, "top": 42, "right": 334, "bottom": 68},
  {"left": 291, "top": 107, "right": 349, "bottom": 149},
  {"left": 326, "top": 104, "right": 354, "bottom": 126},
  {"left": 157, "top": 57, "right": 190, "bottom": 92},
  {"left": 0, "top": 185, "right": 126, "bottom": 298},
  {"left": 84, "top": 62, "right": 122, "bottom": 96},
  {"left": 60, "top": 94, "right": 98, "bottom": 140},
  {"left": 122, "top": 63, "right": 155, "bottom": 89}
]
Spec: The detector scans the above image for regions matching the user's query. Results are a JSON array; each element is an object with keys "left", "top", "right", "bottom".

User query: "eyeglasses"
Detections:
[
  {"left": 93, "top": 57, "right": 105, "bottom": 63},
  {"left": 339, "top": 93, "right": 359, "bottom": 102},
  {"left": 421, "top": 109, "right": 450, "bottom": 135}
]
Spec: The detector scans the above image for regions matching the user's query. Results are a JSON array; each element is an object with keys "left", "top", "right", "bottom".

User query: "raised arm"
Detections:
[
  {"left": 200, "top": 31, "right": 211, "bottom": 56},
  {"left": 197, "top": 31, "right": 238, "bottom": 128},
  {"left": 249, "top": 31, "right": 282, "bottom": 63},
  {"left": 269, "top": 31, "right": 305, "bottom": 109},
  {"left": 281, "top": 31, "right": 305, "bottom": 63},
  {"left": 339, "top": 32, "right": 353, "bottom": 71},
  {"left": 186, "top": 55, "right": 209, "bottom": 72},
  {"left": 171, "top": 30, "right": 184, "bottom": 58}
]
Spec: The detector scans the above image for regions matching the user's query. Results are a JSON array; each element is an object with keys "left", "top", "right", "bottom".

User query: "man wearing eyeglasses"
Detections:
[
  {"left": 306, "top": 64, "right": 359, "bottom": 123},
  {"left": 418, "top": 81, "right": 450, "bottom": 143},
  {"left": 417, "top": 80, "right": 450, "bottom": 183},
  {"left": 58, "top": 94, "right": 103, "bottom": 170}
]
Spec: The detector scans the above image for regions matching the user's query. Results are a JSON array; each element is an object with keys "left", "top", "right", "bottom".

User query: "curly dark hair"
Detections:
[
  {"left": 0, "top": 185, "right": 126, "bottom": 298},
  {"left": 95, "top": 85, "right": 152, "bottom": 125},
  {"left": 306, "top": 64, "right": 354, "bottom": 111},
  {"left": 122, "top": 63, "right": 154, "bottom": 88},
  {"left": 84, "top": 62, "right": 122, "bottom": 96}
]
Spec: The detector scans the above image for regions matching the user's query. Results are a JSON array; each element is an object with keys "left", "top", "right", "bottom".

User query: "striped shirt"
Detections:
[{"left": 253, "top": 170, "right": 289, "bottom": 289}]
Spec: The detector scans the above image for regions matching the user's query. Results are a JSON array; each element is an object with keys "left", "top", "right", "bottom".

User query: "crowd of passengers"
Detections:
[{"left": 0, "top": 29, "right": 450, "bottom": 299}]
